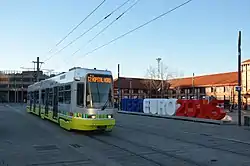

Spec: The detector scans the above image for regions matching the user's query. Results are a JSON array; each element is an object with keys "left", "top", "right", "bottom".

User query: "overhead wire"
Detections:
[
  {"left": 71, "top": 0, "right": 141, "bottom": 57},
  {"left": 43, "top": 0, "right": 107, "bottom": 62},
  {"left": 79, "top": 0, "right": 193, "bottom": 58},
  {"left": 52, "top": 0, "right": 132, "bottom": 56}
]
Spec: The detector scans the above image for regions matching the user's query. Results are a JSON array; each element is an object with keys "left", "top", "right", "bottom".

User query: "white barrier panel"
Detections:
[
  {"left": 150, "top": 99, "right": 158, "bottom": 114},
  {"left": 143, "top": 99, "right": 158, "bottom": 114},
  {"left": 165, "top": 99, "right": 177, "bottom": 116},
  {"left": 143, "top": 98, "right": 179, "bottom": 116},
  {"left": 143, "top": 99, "right": 150, "bottom": 114},
  {"left": 158, "top": 99, "right": 167, "bottom": 115}
]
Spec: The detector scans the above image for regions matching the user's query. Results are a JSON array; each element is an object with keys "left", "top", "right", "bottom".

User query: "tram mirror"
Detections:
[
  {"left": 86, "top": 95, "right": 91, "bottom": 106},
  {"left": 74, "top": 76, "right": 81, "bottom": 81}
]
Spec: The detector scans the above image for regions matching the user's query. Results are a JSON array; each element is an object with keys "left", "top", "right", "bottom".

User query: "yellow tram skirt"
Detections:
[
  {"left": 59, "top": 117, "right": 115, "bottom": 131},
  {"left": 27, "top": 106, "right": 115, "bottom": 131},
  {"left": 72, "top": 118, "right": 115, "bottom": 131}
]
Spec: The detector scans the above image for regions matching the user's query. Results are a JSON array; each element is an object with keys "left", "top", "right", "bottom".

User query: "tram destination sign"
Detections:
[{"left": 87, "top": 75, "right": 111, "bottom": 83}]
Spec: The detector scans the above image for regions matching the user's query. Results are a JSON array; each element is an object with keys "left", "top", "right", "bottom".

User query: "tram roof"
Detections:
[{"left": 28, "top": 67, "right": 112, "bottom": 90}]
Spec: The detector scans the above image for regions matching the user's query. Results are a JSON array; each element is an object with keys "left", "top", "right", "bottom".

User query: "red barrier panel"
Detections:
[
  {"left": 175, "top": 99, "right": 186, "bottom": 116},
  {"left": 175, "top": 99, "right": 226, "bottom": 120}
]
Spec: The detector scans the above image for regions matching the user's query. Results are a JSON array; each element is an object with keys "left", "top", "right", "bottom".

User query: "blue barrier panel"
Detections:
[
  {"left": 121, "top": 98, "right": 127, "bottom": 111},
  {"left": 132, "top": 99, "right": 138, "bottom": 112},
  {"left": 128, "top": 99, "right": 133, "bottom": 112},
  {"left": 121, "top": 98, "right": 144, "bottom": 112},
  {"left": 138, "top": 99, "right": 143, "bottom": 112}
]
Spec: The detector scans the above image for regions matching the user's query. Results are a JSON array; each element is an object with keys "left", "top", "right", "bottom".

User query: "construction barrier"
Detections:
[
  {"left": 121, "top": 98, "right": 226, "bottom": 120},
  {"left": 121, "top": 98, "right": 143, "bottom": 113},
  {"left": 175, "top": 99, "right": 226, "bottom": 120}
]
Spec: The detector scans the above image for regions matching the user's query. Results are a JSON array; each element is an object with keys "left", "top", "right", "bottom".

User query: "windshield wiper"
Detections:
[
  {"left": 96, "top": 83, "right": 101, "bottom": 102},
  {"left": 101, "top": 89, "right": 112, "bottom": 110},
  {"left": 101, "top": 98, "right": 109, "bottom": 110}
]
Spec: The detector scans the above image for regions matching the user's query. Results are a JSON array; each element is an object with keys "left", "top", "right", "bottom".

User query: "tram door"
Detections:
[
  {"left": 45, "top": 88, "right": 49, "bottom": 116},
  {"left": 53, "top": 87, "right": 58, "bottom": 118}
]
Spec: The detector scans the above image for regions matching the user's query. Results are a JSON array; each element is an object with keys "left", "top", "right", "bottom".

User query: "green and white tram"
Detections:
[{"left": 26, "top": 67, "right": 115, "bottom": 131}]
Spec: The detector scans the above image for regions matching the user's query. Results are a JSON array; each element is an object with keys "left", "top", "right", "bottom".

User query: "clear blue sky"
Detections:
[{"left": 0, "top": 0, "right": 249, "bottom": 78}]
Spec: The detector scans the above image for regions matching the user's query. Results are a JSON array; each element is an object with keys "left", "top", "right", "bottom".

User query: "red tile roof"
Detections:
[
  {"left": 242, "top": 59, "right": 250, "bottom": 64},
  {"left": 169, "top": 72, "right": 238, "bottom": 88},
  {"left": 114, "top": 72, "right": 238, "bottom": 89}
]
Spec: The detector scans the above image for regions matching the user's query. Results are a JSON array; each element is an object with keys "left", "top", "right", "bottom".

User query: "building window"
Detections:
[
  {"left": 189, "top": 88, "right": 195, "bottom": 94},
  {"left": 133, "top": 89, "right": 138, "bottom": 94},
  {"left": 180, "top": 89, "right": 185, "bottom": 94},
  {"left": 0, "top": 84, "right": 8, "bottom": 88},
  {"left": 123, "top": 89, "right": 129, "bottom": 94},
  {"left": 200, "top": 87, "right": 205, "bottom": 94}
]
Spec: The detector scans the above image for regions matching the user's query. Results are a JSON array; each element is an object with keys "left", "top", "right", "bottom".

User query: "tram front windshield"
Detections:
[{"left": 86, "top": 74, "right": 113, "bottom": 109}]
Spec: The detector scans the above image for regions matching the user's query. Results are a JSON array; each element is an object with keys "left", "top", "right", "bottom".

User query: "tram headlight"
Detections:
[
  {"left": 91, "top": 115, "right": 96, "bottom": 119},
  {"left": 108, "top": 115, "right": 112, "bottom": 119}
]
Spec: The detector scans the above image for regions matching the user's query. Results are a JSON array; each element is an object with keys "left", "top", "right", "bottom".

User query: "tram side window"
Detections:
[
  {"left": 64, "top": 85, "right": 71, "bottom": 104},
  {"left": 48, "top": 88, "right": 53, "bottom": 106},
  {"left": 35, "top": 91, "right": 39, "bottom": 104},
  {"left": 31, "top": 92, "right": 34, "bottom": 102},
  {"left": 27, "top": 92, "right": 30, "bottom": 101},
  {"left": 45, "top": 88, "right": 49, "bottom": 105},
  {"left": 41, "top": 90, "right": 45, "bottom": 105},
  {"left": 58, "top": 86, "right": 64, "bottom": 103},
  {"left": 77, "top": 83, "right": 84, "bottom": 106}
]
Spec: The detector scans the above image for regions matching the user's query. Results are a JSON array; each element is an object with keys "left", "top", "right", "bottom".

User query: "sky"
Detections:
[{"left": 0, "top": 0, "right": 249, "bottom": 79}]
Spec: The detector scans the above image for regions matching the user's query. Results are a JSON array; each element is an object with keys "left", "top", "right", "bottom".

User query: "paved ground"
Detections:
[{"left": 1, "top": 104, "right": 250, "bottom": 166}]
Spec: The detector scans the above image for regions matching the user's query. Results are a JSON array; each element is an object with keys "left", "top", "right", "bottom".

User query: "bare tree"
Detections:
[
  {"left": 141, "top": 64, "right": 173, "bottom": 98},
  {"left": 169, "top": 70, "right": 185, "bottom": 99}
]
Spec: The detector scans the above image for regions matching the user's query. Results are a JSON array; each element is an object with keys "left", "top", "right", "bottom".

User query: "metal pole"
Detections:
[
  {"left": 192, "top": 73, "right": 195, "bottom": 99},
  {"left": 14, "top": 75, "right": 16, "bottom": 103},
  {"left": 246, "top": 65, "right": 248, "bottom": 110},
  {"left": 37, "top": 57, "right": 40, "bottom": 82},
  {"left": 161, "top": 62, "right": 164, "bottom": 98},
  {"left": 32, "top": 57, "right": 44, "bottom": 83},
  {"left": 156, "top": 58, "right": 161, "bottom": 79},
  {"left": 21, "top": 72, "right": 24, "bottom": 103},
  {"left": 118, "top": 64, "right": 120, "bottom": 110},
  {"left": 238, "top": 31, "right": 242, "bottom": 126},
  {"left": 156, "top": 58, "right": 162, "bottom": 98}
]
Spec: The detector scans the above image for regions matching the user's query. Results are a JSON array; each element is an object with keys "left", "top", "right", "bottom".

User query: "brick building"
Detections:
[
  {"left": 0, "top": 70, "right": 56, "bottom": 102},
  {"left": 113, "top": 72, "right": 236, "bottom": 101},
  {"left": 113, "top": 59, "right": 250, "bottom": 108}
]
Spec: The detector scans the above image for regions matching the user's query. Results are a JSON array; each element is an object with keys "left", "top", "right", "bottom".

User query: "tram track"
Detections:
[
  {"left": 7, "top": 104, "right": 250, "bottom": 165},
  {"left": 87, "top": 133, "right": 203, "bottom": 166},
  {"left": 115, "top": 124, "right": 250, "bottom": 158}
]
